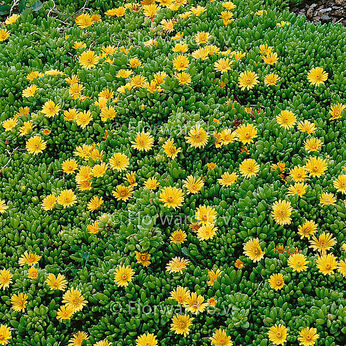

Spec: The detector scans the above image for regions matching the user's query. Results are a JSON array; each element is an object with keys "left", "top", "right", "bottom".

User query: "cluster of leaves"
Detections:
[{"left": 0, "top": 0, "right": 345, "bottom": 345}]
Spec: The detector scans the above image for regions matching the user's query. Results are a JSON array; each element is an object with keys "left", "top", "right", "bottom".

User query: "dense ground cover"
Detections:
[{"left": 0, "top": 0, "right": 345, "bottom": 345}]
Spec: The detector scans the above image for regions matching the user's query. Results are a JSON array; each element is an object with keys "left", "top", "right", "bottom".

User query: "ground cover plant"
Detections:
[{"left": 0, "top": 0, "right": 345, "bottom": 345}]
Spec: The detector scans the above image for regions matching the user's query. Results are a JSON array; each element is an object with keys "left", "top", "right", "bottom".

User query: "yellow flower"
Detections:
[
  {"left": 298, "top": 220, "right": 317, "bottom": 239},
  {"left": 56, "top": 305, "right": 74, "bottom": 321},
  {"left": 288, "top": 253, "right": 309, "bottom": 272},
  {"left": 183, "top": 176, "right": 204, "bottom": 194},
  {"left": 42, "top": 100, "right": 60, "bottom": 117},
  {"left": 64, "top": 108, "right": 78, "bottom": 121},
  {"left": 62, "top": 159, "right": 78, "bottom": 174},
  {"left": 272, "top": 200, "right": 292, "bottom": 225},
  {"left": 297, "top": 120, "right": 316, "bottom": 134},
  {"left": 88, "top": 221, "right": 100, "bottom": 234},
  {"left": 264, "top": 73, "right": 280, "bottom": 86},
  {"left": 145, "top": 177, "right": 159, "bottom": 190},
  {"left": 75, "top": 13, "right": 93, "bottom": 28},
  {"left": 166, "top": 257, "right": 189, "bottom": 273},
  {"left": 236, "top": 123, "right": 257, "bottom": 144},
  {"left": 197, "top": 223, "right": 217, "bottom": 241},
  {"left": 307, "top": 67, "right": 328, "bottom": 86},
  {"left": 243, "top": 238, "right": 264, "bottom": 262},
  {"left": 5, "top": 14, "right": 20, "bottom": 25},
  {"left": 170, "top": 229, "right": 187, "bottom": 244},
  {"left": 170, "top": 314, "right": 193, "bottom": 336},
  {"left": 68, "top": 331, "right": 89, "bottom": 346},
  {"left": 19, "top": 121, "right": 34, "bottom": 136},
  {"left": 319, "top": 192, "right": 336, "bottom": 206},
  {"left": 0, "top": 269, "right": 12, "bottom": 290},
  {"left": 57, "top": 189, "right": 77, "bottom": 208},
  {"left": 288, "top": 182, "right": 308, "bottom": 197},
  {"left": 45, "top": 273, "right": 68, "bottom": 291},
  {"left": 309, "top": 232, "right": 336, "bottom": 254},
  {"left": 76, "top": 110, "right": 92, "bottom": 128},
  {"left": 338, "top": 260, "right": 346, "bottom": 277},
  {"left": 316, "top": 254, "right": 338, "bottom": 275},
  {"left": 276, "top": 110, "right": 296, "bottom": 129},
  {"left": 304, "top": 138, "right": 322, "bottom": 152},
  {"left": 73, "top": 41, "right": 86, "bottom": 50},
  {"left": 333, "top": 175, "right": 346, "bottom": 194},
  {"left": 298, "top": 327, "right": 319, "bottom": 346},
  {"left": 186, "top": 124, "right": 209, "bottom": 148},
  {"left": 143, "top": 4, "right": 158, "bottom": 18},
  {"left": 109, "top": 153, "right": 129, "bottom": 171},
  {"left": 186, "top": 292, "right": 207, "bottom": 314},
  {"left": 63, "top": 288, "right": 87, "bottom": 313},
  {"left": 269, "top": 273, "right": 284, "bottom": 290},
  {"left": 136, "top": 333, "right": 157, "bottom": 346},
  {"left": 0, "top": 324, "right": 11, "bottom": 345},
  {"left": 0, "top": 200, "right": 8, "bottom": 214},
  {"left": 135, "top": 251, "right": 151, "bottom": 267},
  {"left": 160, "top": 187, "right": 184, "bottom": 208},
  {"left": 268, "top": 324, "right": 288, "bottom": 345},
  {"left": 222, "top": 2, "right": 236, "bottom": 10},
  {"left": 170, "top": 286, "right": 190, "bottom": 305},
  {"left": 207, "top": 269, "right": 222, "bottom": 286},
  {"left": 112, "top": 185, "right": 133, "bottom": 201},
  {"left": 238, "top": 71, "right": 259, "bottom": 90},
  {"left": 0, "top": 29, "right": 10, "bottom": 42},
  {"left": 195, "top": 31, "right": 211, "bottom": 45},
  {"left": 162, "top": 139, "right": 181, "bottom": 159},
  {"left": 239, "top": 158, "right": 260, "bottom": 178},
  {"left": 19, "top": 251, "right": 41, "bottom": 266},
  {"left": 28, "top": 267, "right": 38, "bottom": 279},
  {"left": 175, "top": 71, "right": 192, "bottom": 85},
  {"left": 41, "top": 195, "right": 57, "bottom": 210},
  {"left": 289, "top": 166, "right": 308, "bottom": 182},
  {"left": 263, "top": 52, "right": 278, "bottom": 65},
  {"left": 114, "top": 265, "right": 134, "bottom": 287},
  {"left": 210, "top": 329, "right": 233, "bottom": 346},
  {"left": 214, "top": 58, "right": 231, "bottom": 73},
  {"left": 305, "top": 157, "right": 327, "bottom": 177},
  {"left": 195, "top": 205, "right": 217, "bottom": 224},
  {"left": 92, "top": 163, "right": 107, "bottom": 177},
  {"left": 2, "top": 118, "right": 17, "bottom": 131},
  {"left": 173, "top": 43, "right": 188, "bottom": 53},
  {"left": 79, "top": 50, "right": 99, "bottom": 69},
  {"left": 173, "top": 55, "right": 189, "bottom": 71},
  {"left": 22, "top": 84, "right": 37, "bottom": 97},
  {"left": 87, "top": 196, "right": 104, "bottom": 211},
  {"left": 131, "top": 132, "right": 154, "bottom": 151},
  {"left": 26, "top": 136, "right": 46, "bottom": 154},
  {"left": 11, "top": 293, "right": 28, "bottom": 312},
  {"left": 329, "top": 103, "right": 345, "bottom": 120}
]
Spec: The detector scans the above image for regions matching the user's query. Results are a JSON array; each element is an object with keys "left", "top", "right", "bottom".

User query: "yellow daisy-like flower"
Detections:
[
  {"left": 297, "top": 120, "right": 316, "bottom": 134},
  {"left": 195, "top": 205, "right": 217, "bottom": 224},
  {"left": 288, "top": 182, "right": 308, "bottom": 197},
  {"left": 263, "top": 52, "right": 278, "bottom": 65},
  {"left": 320, "top": 192, "right": 336, "bottom": 206},
  {"left": 272, "top": 200, "right": 292, "bottom": 225},
  {"left": 329, "top": 103, "right": 345, "bottom": 120},
  {"left": 207, "top": 269, "right": 222, "bottom": 286},
  {"left": 2, "top": 118, "right": 17, "bottom": 131},
  {"left": 109, "top": 153, "right": 129, "bottom": 171},
  {"left": 131, "top": 132, "right": 154, "bottom": 151},
  {"left": 170, "top": 229, "right": 187, "bottom": 244},
  {"left": 42, "top": 194, "right": 57, "bottom": 211},
  {"left": 316, "top": 254, "right": 337, "bottom": 275},
  {"left": 145, "top": 177, "right": 159, "bottom": 190},
  {"left": 307, "top": 67, "right": 328, "bottom": 86},
  {"left": 186, "top": 124, "right": 209, "bottom": 148},
  {"left": 68, "top": 331, "right": 89, "bottom": 346},
  {"left": 197, "top": 223, "right": 217, "bottom": 241},
  {"left": 45, "top": 273, "right": 68, "bottom": 291},
  {"left": 56, "top": 305, "right": 74, "bottom": 321},
  {"left": 218, "top": 172, "right": 238, "bottom": 186},
  {"left": 170, "top": 314, "right": 193, "bottom": 336},
  {"left": 42, "top": 100, "right": 60, "bottom": 117},
  {"left": 298, "top": 220, "right": 317, "bottom": 239},
  {"left": 87, "top": 196, "right": 104, "bottom": 211},
  {"left": 63, "top": 288, "right": 87, "bottom": 312},
  {"left": 0, "top": 200, "right": 8, "bottom": 214},
  {"left": 289, "top": 166, "right": 308, "bottom": 182},
  {"left": 162, "top": 139, "right": 181, "bottom": 159},
  {"left": 304, "top": 138, "right": 322, "bottom": 153},
  {"left": 0, "top": 324, "right": 11, "bottom": 345},
  {"left": 87, "top": 221, "right": 99, "bottom": 234},
  {"left": 159, "top": 187, "right": 184, "bottom": 208},
  {"left": 305, "top": 157, "right": 327, "bottom": 177},
  {"left": 309, "top": 232, "right": 336, "bottom": 254},
  {"left": 57, "top": 189, "right": 76, "bottom": 208},
  {"left": 338, "top": 260, "right": 346, "bottom": 277},
  {"left": 243, "top": 238, "right": 264, "bottom": 262},
  {"left": 195, "top": 31, "right": 211, "bottom": 45},
  {"left": 135, "top": 333, "right": 157, "bottom": 346},
  {"left": 236, "top": 123, "right": 257, "bottom": 144},
  {"left": 166, "top": 257, "right": 189, "bottom": 273},
  {"left": 333, "top": 175, "right": 346, "bottom": 194},
  {"left": 19, "top": 251, "right": 41, "bottom": 266},
  {"left": 214, "top": 58, "right": 231, "bottom": 73},
  {"left": 79, "top": 50, "right": 99, "bottom": 69},
  {"left": 28, "top": 267, "right": 38, "bottom": 279},
  {"left": 276, "top": 110, "right": 296, "bottom": 129},
  {"left": 298, "top": 327, "right": 319, "bottom": 346},
  {"left": 183, "top": 176, "right": 204, "bottom": 194},
  {"left": 238, "top": 71, "right": 259, "bottom": 90},
  {"left": 26, "top": 136, "right": 46, "bottom": 154},
  {"left": 11, "top": 293, "right": 28, "bottom": 312},
  {"left": 0, "top": 29, "right": 10, "bottom": 42},
  {"left": 220, "top": 129, "right": 237, "bottom": 145},
  {"left": 112, "top": 185, "right": 133, "bottom": 201},
  {"left": 75, "top": 13, "right": 94, "bottom": 28},
  {"left": 288, "top": 253, "right": 309, "bottom": 272},
  {"left": 264, "top": 73, "right": 280, "bottom": 86},
  {"left": 173, "top": 55, "right": 189, "bottom": 71},
  {"left": 62, "top": 159, "right": 78, "bottom": 174},
  {"left": 170, "top": 286, "right": 190, "bottom": 305},
  {"left": 186, "top": 292, "right": 207, "bottom": 314},
  {"left": 76, "top": 110, "right": 92, "bottom": 129},
  {"left": 268, "top": 324, "right": 288, "bottom": 345},
  {"left": 210, "top": 329, "right": 232, "bottom": 346},
  {"left": 239, "top": 158, "right": 260, "bottom": 178},
  {"left": 114, "top": 265, "right": 134, "bottom": 287},
  {"left": 5, "top": 14, "right": 20, "bottom": 25},
  {"left": 0, "top": 269, "right": 12, "bottom": 290},
  {"left": 22, "top": 84, "right": 37, "bottom": 97},
  {"left": 175, "top": 71, "right": 192, "bottom": 85},
  {"left": 269, "top": 273, "right": 284, "bottom": 290},
  {"left": 135, "top": 251, "right": 151, "bottom": 267}
]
